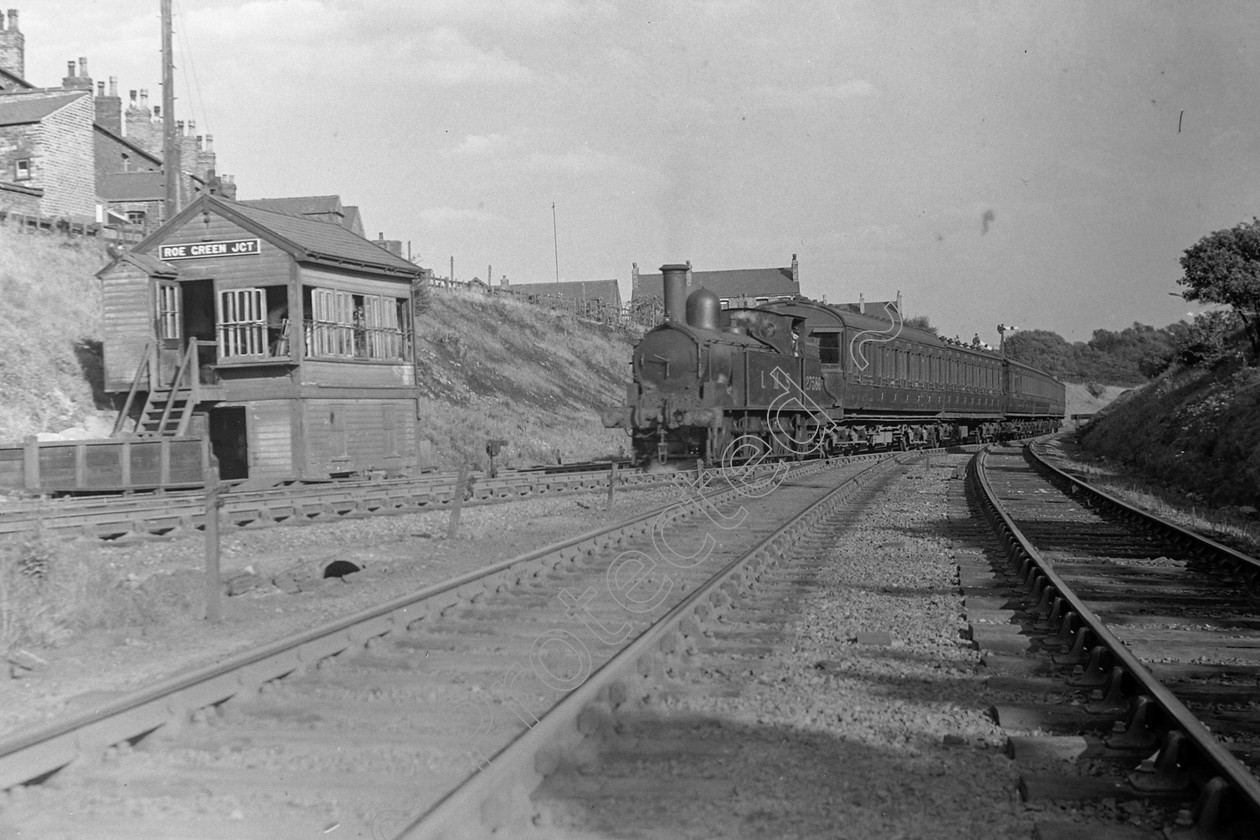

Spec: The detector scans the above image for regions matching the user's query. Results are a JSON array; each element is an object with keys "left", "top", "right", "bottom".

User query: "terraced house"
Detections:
[{"left": 0, "top": 9, "right": 233, "bottom": 230}]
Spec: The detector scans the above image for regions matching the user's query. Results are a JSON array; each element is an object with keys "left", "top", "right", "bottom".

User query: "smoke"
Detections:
[{"left": 981, "top": 209, "right": 995, "bottom": 235}]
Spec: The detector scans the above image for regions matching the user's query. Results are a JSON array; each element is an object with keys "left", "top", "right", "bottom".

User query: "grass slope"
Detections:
[
  {"left": 0, "top": 226, "right": 112, "bottom": 442},
  {"left": 413, "top": 288, "right": 635, "bottom": 469},
  {"left": 1063, "top": 382, "right": 1131, "bottom": 419},
  {"left": 1080, "top": 361, "right": 1260, "bottom": 507}
]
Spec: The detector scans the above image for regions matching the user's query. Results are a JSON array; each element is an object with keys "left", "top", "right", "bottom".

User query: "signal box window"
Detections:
[
  {"left": 303, "top": 286, "right": 410, "bottom": 361},
  {"left": 218, "top": 286, "right": 289, "bottom": 359}
]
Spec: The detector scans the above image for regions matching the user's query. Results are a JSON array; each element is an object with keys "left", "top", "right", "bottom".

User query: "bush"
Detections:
[{"left": 1176, "top": 310, "right": 1244, "bottom": 369}]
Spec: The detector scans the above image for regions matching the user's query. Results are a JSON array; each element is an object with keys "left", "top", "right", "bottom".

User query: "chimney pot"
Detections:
[
  {"left": 109, "top": 76, "right": 118, "bottom": 97},
  {"left": 79, "top": 56, "right": 88, "bottom": 76},
  {"left": 129, "top": 89, "right": 137, "bottom": 103},
  {"left": 97, "top": 81, "right": 104, "bottom": 95},
  {"left": 66, "top": 60, "right": 76, "bottom": 76}
]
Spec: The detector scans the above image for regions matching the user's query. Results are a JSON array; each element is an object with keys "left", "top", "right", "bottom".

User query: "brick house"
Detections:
[
  {"left": 0, "top": 88, "right": 95, "bottom": 220},
  {"left": 0, "top": 10, "right": 233, "bottom": 229}
]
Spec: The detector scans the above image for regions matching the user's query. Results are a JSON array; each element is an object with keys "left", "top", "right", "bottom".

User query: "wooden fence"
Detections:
[{"left": 0, "top": 436, "right": 211, "bottom": 494}]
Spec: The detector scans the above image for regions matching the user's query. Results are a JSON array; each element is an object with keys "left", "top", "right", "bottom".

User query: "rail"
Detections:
[{"left": 972, "top": 442, "right": 1260, "bottom": 828}]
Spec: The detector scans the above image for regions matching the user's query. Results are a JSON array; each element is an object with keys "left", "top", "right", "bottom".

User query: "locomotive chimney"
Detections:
[{"left": 661, "top": 263, "right": 689, "bottom": 323}]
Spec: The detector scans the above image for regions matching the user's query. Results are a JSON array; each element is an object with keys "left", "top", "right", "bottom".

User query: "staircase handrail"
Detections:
[
  {"left": 156, "top": 340, "right": 200, "bottom": 436},
  {"left": 112, "top": 343, "right": 154, "bottom": 436}
]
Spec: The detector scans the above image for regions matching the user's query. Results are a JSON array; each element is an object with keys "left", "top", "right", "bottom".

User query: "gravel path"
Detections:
[{"left": 536, "top": 455, "right": 1036, "bottom": 839}]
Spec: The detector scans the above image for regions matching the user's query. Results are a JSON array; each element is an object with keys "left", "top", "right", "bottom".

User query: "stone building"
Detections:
[{"left": 0, "top": 9, "right": 234, "bottom": 229}]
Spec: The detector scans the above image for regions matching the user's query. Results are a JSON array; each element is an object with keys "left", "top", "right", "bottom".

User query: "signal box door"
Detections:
[{"left": 154, "top": 280, "right": 182, "bottom": 388}]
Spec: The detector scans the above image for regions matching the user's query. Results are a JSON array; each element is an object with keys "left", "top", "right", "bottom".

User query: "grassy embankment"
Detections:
[
  {"left": 413, "top": 288, "right": 634, "bottom": 470},
  {"left": 1079, "top": 360, "right": 1260, "bottom": 511},
  {"left": 0, "top": 224, "right": 113, "bottom": 441}
]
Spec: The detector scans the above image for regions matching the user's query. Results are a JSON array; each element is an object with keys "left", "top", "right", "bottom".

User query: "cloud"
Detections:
[
  {"left": 185, "top": 4, "right": 531, "bottom": 88},
  {"left": 446, "top": 133, "right": 514, "bottom": 157},
  {"left": 418, "top": 206, "right": 500, "bottom": 226},
  {"left": 519, "top": 147, "right": 624, "bottom": 176},
  {"left": 836, "top": 224, "right": 909, "bottom": 249},
  {"left": 745, "top": 80, "right": 878, "bottom": 110}
]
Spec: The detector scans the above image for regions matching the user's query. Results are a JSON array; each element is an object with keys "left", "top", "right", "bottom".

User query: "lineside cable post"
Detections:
[
  {"left": 607, "top": 460, "right": 617, "bottom": 509},
  {"left": 447, "top": 462, "right": 468, "bottom": 540},
  {"left": 203, "top": 457, "right": 223, "bottom": 623}
]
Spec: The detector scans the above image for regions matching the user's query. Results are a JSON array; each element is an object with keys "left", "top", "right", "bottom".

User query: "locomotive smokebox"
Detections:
[
  {"left": 685, "top": 287, "right": 720, "bottom": 331},
  {"left": 660, "top": 263, "right": 690, "bottom": 323}
]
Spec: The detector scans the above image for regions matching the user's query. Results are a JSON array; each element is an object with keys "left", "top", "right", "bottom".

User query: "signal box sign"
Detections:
[{"left": 159, "top": 238, "right": 261, "bottom": 260}]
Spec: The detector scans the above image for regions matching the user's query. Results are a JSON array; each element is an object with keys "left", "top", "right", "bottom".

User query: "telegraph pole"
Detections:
[
  {"left": 552, "top": 202, "right": 559, "bottom": 282},
  {"left": 161, "top": 0, "right": 180, "bottom": 220}
]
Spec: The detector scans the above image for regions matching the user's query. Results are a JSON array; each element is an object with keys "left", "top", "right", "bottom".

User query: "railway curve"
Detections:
[{"left": 967, "top": 440, "right": 1260, "bottom": 839}]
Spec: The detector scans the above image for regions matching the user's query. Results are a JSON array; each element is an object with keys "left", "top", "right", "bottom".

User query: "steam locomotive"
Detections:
[{"left": 602, "top": 264, "right": 1065, "bottom": 465}]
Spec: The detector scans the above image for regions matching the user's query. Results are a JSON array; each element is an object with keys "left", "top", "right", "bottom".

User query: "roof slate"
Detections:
[
  {"left": 218, "top": 197, "right": 421, "bottom": 275},
  {"left": 0, "top": 90, "right": 86, "bottom": 126},
  {"left": 99, "top": 171, "right": 165, "bottom": 202}
]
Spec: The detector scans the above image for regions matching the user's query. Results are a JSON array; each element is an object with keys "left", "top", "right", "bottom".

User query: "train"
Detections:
[{"left": 602, "top": 264, "right": 1065, "bottom": 465}]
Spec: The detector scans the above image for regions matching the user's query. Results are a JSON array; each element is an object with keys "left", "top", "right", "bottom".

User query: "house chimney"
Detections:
[
  {"left": 78, "top": 56, "right": 88, "bottom": 77},
  {"left": 791, "top": 253, "right": 799, "bottom": 286},
  {"left": 96, "top": 74, "right": 122, "bottom": 135},
  {"left": 0, "top": 9, "right": 24, "bottom": 79}
]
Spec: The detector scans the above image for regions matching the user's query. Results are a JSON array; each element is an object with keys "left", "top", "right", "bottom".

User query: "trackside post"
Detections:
[
  {"left": 607, "top": 460, "right": 618, "bottom": 509},
  {"left": 204, "top": 458, "right": 222, "bottom": 623},
  {"left": 447, "top": 462, "right": 468, "bottom": 540}
]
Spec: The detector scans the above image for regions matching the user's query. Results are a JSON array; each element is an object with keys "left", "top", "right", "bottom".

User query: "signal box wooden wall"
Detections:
[{"left": 98, "top": 194, "right": 427, "bottom": 483}]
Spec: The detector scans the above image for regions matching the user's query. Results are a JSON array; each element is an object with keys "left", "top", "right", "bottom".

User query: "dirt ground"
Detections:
[{"left": 0, "top": 485, "right": 678, "bottom": 739}]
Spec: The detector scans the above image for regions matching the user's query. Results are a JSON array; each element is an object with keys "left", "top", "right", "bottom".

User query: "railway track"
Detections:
[
  {"left": 0, "top": 452, "right": 899, "bottom": 839},
  {"left": 965, "top": 440, "right": 1260, "bottom": 838},
  {"left": 0, "top": 463, "right": 661, "bottom": 544}
]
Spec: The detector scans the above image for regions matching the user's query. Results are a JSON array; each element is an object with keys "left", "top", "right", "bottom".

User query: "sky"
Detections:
[{"left": 23, "top": 1, "right": 1260, "bottom": 342}]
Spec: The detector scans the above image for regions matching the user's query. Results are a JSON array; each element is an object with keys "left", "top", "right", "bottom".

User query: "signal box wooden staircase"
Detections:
[{"left": 113, "top": 341, "right": 207, "bottom": 438}]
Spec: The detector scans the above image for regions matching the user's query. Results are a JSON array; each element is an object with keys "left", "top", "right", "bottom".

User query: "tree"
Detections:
[
  {"left": 903, "top": 314, "right": 938, "bottom": 336},
  {"left": 1175, "top": 310, "right": 1243, "bottom": 368},
  {"left": 1004, "top": 329, "right": 1075, "bottom": 379},
  {"left": 1179, "top": 218, "right": 1260, "bottom": 361}
]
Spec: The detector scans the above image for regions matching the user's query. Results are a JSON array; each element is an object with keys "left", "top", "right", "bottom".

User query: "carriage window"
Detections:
[{"left": 818, "top": 333, "right": 841, "bottom": 365}]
